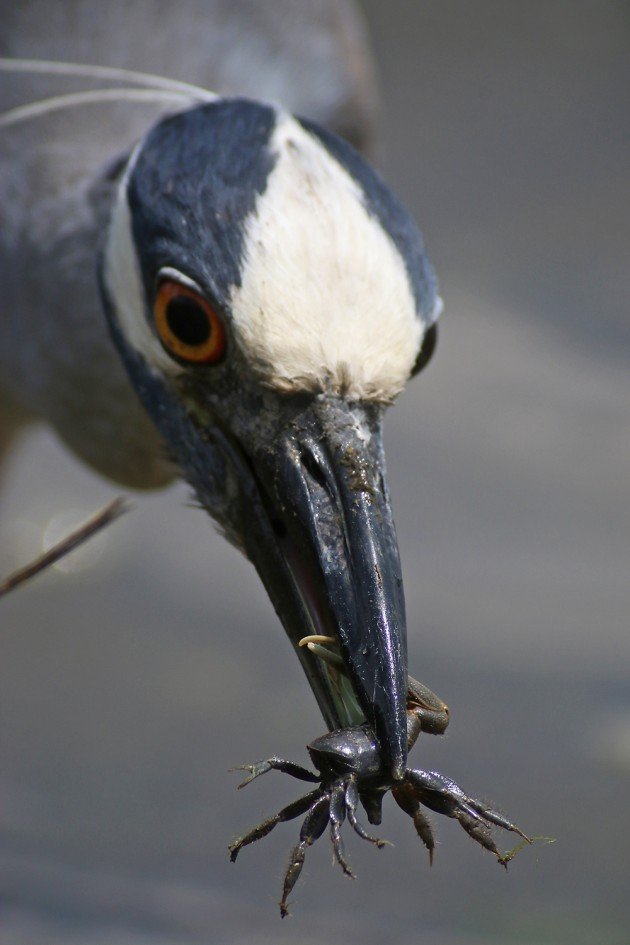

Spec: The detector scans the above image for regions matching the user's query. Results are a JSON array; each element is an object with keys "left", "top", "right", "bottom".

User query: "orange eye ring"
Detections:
[{"left": 154, "top": 280, "right": 226, "bottom": 365}]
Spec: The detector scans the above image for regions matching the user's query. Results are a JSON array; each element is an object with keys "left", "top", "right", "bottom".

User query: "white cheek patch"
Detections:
[
  {"left": 229, "top": 114, "right": 423, "bottom": 401},
  {"left": 103, "top": 166, "right": 181, "bottom": 376}
]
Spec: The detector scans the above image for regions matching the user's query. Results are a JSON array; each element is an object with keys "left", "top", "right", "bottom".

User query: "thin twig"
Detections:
[{"left": 0, "top": 496, "right": 130, "bottom": 598}]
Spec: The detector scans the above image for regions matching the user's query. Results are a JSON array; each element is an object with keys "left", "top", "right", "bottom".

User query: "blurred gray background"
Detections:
[{"left": 1, "top": 1, "right": 629, "bottom": 943}]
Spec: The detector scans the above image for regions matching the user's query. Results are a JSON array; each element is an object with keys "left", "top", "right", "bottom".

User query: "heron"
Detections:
[{"left": 0, "top": 0, "right": 527, "bottom": 905}]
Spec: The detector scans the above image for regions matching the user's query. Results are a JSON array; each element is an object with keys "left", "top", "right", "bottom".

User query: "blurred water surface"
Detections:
[{"left": 1, "top": 2, "right": 629, "bottom": 942}]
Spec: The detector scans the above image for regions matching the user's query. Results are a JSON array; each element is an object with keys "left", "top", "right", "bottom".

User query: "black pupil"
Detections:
[{"left": 165, "top": 296, "right": 211, "bottom": 346}]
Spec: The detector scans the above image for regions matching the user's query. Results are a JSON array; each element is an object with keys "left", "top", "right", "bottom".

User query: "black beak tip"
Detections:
[
  {"left": 350, "top": 650, "right": 408, "bottom": 781},
  {"left": 373, "top": 705, "right": 407, "bottom": 782}
]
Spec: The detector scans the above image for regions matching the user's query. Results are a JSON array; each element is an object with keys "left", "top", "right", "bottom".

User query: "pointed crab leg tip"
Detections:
[
  {"left": 306, "top": 641, "right": 345, "bottom": 669},
  {"left": 298, "top": 634, "right": 338, "bottom": 647}
]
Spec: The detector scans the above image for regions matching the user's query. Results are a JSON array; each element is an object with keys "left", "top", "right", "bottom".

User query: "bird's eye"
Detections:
[
  {"left": 154, "top": 280, "right": 226, "bottom": 364},
  {"left": 411, "top": 323, "right": 438, "bottom": 377}
]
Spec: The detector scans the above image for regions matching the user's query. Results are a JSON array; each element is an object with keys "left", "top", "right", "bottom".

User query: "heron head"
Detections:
[{"left": 100, "top": 99, "right": 440, "bottom": 779}]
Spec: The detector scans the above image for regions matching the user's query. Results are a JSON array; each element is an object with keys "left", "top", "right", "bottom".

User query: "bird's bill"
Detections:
[{"left": 236, "top": 396, "right": 408, "bottom": 780}]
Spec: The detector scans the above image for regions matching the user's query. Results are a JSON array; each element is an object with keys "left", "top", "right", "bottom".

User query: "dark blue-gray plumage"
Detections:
[{"left": 127, "top": 101, "right": 278, "bottom": 304}]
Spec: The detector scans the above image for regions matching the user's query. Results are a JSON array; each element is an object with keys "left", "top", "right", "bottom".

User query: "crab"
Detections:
[{"left": 229, "top": 670, "right": 530, "bottom": 917}]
